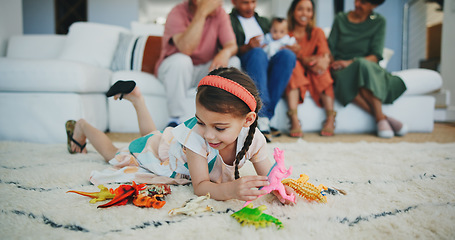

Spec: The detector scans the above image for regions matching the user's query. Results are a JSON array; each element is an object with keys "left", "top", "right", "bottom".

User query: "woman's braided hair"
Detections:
[{"left": 196, "top": 67, "right": 262, "bottom": 179}]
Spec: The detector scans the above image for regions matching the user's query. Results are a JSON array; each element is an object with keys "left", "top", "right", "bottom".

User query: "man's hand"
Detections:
[
  {"left": 195, "top": 0, "right": 223, "bottom": 18},
  {"left": 209, "top": 49, "right": 230, "bottom": 71},
  {"left": 239, "top": 35, "right": 263, "bottom": 55},
  {"left": 247, "top": 35, "right": 263, "bottom": 49},
  {"left": 209, "top": 40, "right": 237, "bottom": 71}
]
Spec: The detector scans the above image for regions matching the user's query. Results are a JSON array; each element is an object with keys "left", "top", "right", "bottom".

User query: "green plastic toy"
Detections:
[{"left": 231, "top": 204, "right": 283, "bottom": 229}]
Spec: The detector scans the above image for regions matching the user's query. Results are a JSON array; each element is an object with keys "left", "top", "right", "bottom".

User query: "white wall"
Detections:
[
  {"left": 0, "top": 0, "right": 23, "bottom": 56},
  {"left": 138, "top": 0, "right": 275, "bottom": 23},
  {"left": 88, "top": 0, "right": 139, "bottom": 29},
  {"left": 440, "top": 0, "right": 455, "bottom": 114}
]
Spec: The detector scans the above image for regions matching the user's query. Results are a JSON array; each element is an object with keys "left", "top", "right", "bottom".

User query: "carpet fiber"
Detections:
[{"left": 1, "top": 140, "right": 454, "bottom": 239}]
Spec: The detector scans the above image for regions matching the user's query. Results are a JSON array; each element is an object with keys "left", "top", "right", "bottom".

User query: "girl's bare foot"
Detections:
[
  {"left": 114, "top": 87, "right": 142, "bottom": 104},
  {"left": 70, "top": 119, "right": 88, "bottom": 154}
]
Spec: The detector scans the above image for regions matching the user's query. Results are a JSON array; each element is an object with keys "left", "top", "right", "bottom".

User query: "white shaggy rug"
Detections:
[{"left": 1, "top": 140, "right": 454, "bottom": 240}]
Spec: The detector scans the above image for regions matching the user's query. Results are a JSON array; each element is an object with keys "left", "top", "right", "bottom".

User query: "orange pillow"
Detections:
[
  {"left": 141, "top": 36, "right": 162, "bottom": 75},
  {"left": 110, "top": 33, "right": 162, "bottom": 75}
]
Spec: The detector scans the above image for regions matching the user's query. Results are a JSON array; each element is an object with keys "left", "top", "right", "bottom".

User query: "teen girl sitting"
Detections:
[{"left": 65, "top": 67, "right": 294, "bottom": 204}]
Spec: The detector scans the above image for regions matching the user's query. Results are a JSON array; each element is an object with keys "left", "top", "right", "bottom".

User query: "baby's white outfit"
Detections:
[{"left": 262, "top": 33, "right": 296, "bottom": 59}]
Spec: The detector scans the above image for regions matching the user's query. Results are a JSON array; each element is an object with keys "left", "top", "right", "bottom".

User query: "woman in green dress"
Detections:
[{"left": 328, "top": 0, "right": 407, "bottom": 138}]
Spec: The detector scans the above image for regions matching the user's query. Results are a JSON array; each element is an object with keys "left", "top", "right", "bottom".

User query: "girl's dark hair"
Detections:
[
  {"left": 287, "top": 0, "right": 315, "bottom": 40},
  {"left": 196, "top": 67, "right": 261, "bottom": 179},
  {"left": 366, "top": 0, "right": 385, "bottom": 6}
]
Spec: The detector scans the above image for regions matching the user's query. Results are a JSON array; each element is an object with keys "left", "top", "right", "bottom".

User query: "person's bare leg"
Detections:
[
  {"left": 115, "top": 87, "right": 157, "bottom": 136},
  {"left": 358, "top": 88, "right": 385, "bottom": 122},
  {"left": 71, "top": 119, "right": 118, "bottom": 161},
  {"left": 320, "top": 93, "right": 335, "bottom": 135},
  {"left": 358, "top": 88, "right": 393, "bottom": 138},
  {"left": 352, "top": 93, "right": 372, "bottom": 114},
  {"left": 285, "top": 88, "right": 302, "bottom": 136}
]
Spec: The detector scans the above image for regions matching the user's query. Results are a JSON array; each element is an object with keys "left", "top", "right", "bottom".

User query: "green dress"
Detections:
[{"left": 327, "top": 12, "right": 406, "bottom": 106}]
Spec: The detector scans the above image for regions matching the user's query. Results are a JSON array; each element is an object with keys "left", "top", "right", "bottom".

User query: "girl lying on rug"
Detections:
[{"left": 65, "top": 67, "right": 295, "bottom": 204}]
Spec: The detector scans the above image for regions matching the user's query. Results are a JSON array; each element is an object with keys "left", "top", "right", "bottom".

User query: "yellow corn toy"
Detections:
[{"left": 282, "top": 174, "right": 328, "bottom": 203}]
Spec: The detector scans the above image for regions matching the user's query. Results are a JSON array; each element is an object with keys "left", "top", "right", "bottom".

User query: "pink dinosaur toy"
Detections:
[{"left": 244, "top": 148, "right": 295, "bottom": 206}]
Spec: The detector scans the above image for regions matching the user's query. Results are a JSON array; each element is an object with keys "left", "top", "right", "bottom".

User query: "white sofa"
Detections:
[{"left": 0, "top": 22, "right": 443, "bottom": 143}]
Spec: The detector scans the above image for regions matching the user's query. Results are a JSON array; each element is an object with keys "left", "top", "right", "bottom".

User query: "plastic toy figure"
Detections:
[
  {"left": 244, "top": 148, "right": 295, "bottom": 206},
  {"left": 67, "top": 185, "right": 115, "bottom": 203},
  {"left": 231, "top": 204, "right": 282, "bottom": 229}
]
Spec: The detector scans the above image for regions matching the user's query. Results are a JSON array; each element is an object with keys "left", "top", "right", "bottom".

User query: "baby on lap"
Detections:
[{"left": 262, "top": 17, "right": 296, "bottom": 59}]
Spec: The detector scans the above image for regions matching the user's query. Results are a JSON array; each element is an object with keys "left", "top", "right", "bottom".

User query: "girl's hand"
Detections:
[
  {"left": 227, "top": 175, "right": 269, "bottom": 201},
  {"left": 272, "top": 185, "right": 296, "bottom": 205}
]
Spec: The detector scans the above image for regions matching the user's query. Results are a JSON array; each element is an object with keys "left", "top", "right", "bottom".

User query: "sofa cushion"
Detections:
[
  {"left": 393, "top": 68, "right": 442, "bottom": 96},
  {"left": 0, "top": 58, "right": 111, "bottom": 93},
  {"left": 7, "top": 35, "right": 67, "bottom": 59},
  {"left": 59, "top": 22, "right": 128, "bottom": 68},
  {"left": 110, "top": 33, "right": 162, "bottom": 75}
]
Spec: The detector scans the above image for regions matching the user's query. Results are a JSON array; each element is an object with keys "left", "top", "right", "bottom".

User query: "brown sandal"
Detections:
[
  {"left": 320, "top": 110, "right": 336, "bottom": 137},
  {"left": 65, "top": 120, "right": 87, "bottom": 154},
  {"left": 287, "top": 109, "right": 303, "bottom": 138}
]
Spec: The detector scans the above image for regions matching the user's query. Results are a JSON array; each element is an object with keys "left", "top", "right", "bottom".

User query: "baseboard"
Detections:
[{"left": 434, "top": 106, "right": 455, "bottom": 122}]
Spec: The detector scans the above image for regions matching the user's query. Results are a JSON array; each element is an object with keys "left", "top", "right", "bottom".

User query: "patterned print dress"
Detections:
[{"left": 90, "top": 117, "right": 268, "bottom": 185}]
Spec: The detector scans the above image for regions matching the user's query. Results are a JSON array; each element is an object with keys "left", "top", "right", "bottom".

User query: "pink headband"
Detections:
[{"left": 198, "top": 75, "right": 257, "bottom": 112}]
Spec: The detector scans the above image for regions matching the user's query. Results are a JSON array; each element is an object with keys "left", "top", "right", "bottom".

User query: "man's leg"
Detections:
[
  {"left": 157, "top": 53, "right": 193, "bottom": 126},
  {"left": 240, "top": 48, "right": 270, "bottom": 116},
  {"left": 267, "top": 49, "right": 296, "bottom": 119}
]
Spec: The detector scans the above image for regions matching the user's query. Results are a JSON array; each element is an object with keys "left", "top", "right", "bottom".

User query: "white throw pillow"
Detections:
[
  {"left": 130, "top": 21, "right": 164, "bottom": 36},
  {"left": 393, "top": 68, "right": 443, "bottom": 96},
  {"left": 59, "top": 22, "right": 128, "bottom": 68}
]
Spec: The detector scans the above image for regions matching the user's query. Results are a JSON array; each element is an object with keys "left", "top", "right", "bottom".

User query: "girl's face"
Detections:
[
  {"left": 353, "top": 0, "right": 376, "bottom": 16},
  {"left": 195, "top": 102, "right": 255, "bottom": 151},
  {"left": 293, "top": 0, "right": 313, "bottom": 28}
]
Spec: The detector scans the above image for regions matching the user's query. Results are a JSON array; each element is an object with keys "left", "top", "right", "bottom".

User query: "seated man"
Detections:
[
  {"left": 230, "top": 0, "right": 296, "bottom": 141},
  {"left": 155, "top": 0, "right": 240, "bottom": 127}
]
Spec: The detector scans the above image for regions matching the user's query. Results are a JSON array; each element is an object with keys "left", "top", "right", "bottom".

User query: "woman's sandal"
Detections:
[
  {"left": 106, "top": 80, "right": 136, "bottom": 100},
  {"left": 287, "top": 109, "right": 303, "bottom": 138},
  {"left": 320, "top": 110, "right": 336, "bottom": 137},
  {"left": 65, "top": 120, "right": 87, "bottom": 154}
]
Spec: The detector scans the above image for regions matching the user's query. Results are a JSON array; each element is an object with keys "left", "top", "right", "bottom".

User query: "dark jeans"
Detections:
[{"left": 240, "top": 47, "right": 296, "bottom": 119}]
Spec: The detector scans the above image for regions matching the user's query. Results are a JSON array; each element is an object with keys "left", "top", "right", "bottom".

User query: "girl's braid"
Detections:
[{"left": 234, "top": 119, "right": 258, "bottom": 179}]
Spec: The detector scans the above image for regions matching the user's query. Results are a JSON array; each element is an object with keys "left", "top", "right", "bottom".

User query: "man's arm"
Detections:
[
  {"left": 209, "top": 40, "right": 238, "bottom": 71},
  {"left": 173, "top": 0, "right": 222, "bottom": 55}
]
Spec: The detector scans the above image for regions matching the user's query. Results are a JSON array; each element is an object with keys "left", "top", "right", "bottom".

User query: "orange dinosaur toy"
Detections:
[{"left": 68, "top": 182, "right": 167, "bottom": 209}]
